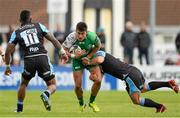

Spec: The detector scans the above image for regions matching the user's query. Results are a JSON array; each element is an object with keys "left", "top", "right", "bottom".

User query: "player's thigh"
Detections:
[
  {"left": 22, "top": 58, "right": 36, "bottom": 80},
  {"left": 36, "top": 55, "right": 55, "bottom": 82},
  {"left": 21, "top": 76, "right": 31, "bottom": 86},
  {"left": 128, "top": 67, "right": 145, "bottom": 90},
  {"left": 73, "top": 70, "right": 83, "bottom": 87}
]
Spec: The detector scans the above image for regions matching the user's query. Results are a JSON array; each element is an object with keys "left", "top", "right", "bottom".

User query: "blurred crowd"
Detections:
[
  {"left": 121, "top": 21, "right": 180, "bottom": 66},
  {"left": 1, "top": 21, "right": 180, "bottom": 66}
]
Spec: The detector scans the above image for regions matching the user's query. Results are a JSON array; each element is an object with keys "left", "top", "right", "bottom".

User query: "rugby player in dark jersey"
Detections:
[
  {"left": 82, "top": 51, "right": 179, "bottom": 113},
  {"left": 4, "top": 10, "right": 68, "bottom": 112}
]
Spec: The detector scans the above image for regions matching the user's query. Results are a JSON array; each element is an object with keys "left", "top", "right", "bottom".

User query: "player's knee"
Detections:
[
  {"left": 75, "top": 85, "right": 82, "bottom": 91},
  {"left": 132, "top": 99, "right": 140, "bottom": 105}
]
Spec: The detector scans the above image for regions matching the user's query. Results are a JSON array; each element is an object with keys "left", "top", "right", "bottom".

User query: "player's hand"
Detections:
[
  {"left": 60, "top": 53, "right": 69, "bottom": 64},
  {"left": 74, "top": 49, "right": 86, "bottom": 59},
  {"left": 82, "top": 57, "right": 90, "bottom": 66},
  {"left": 4, "top": 65, "right": 12, "bottom": 76}
]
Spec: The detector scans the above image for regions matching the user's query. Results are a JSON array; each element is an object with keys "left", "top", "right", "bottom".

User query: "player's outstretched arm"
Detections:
[
  {"left": 45, "top": 32, "right": 68, "bottom": 63},
  {"left": 4, "top": 43, "right": 15, "bottom": 75},
  {"left": 82, "top": 56, "right": 104, "bottom": 66}
]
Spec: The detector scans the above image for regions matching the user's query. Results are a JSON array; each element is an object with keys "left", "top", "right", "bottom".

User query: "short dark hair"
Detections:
[
  {"left": 20, "top": 10, "right": 31, "bottom": 23},
  {"left": 76, "top": 22, "right": 87, "bottom": 32}
]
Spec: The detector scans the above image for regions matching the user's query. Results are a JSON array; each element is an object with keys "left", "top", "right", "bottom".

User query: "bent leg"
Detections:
[
  {"left": 73, "top": 70, "right": 84, "bottom": 106},
  {"left": 88, "top": 66, "right": 102, "bottom": 112},
  {"left": 129, "top": 92, "right": 166, "bottom": 113},
  {"left": 142, "top": 80, "right": 179, "bottom": 93},
  {"left": 40, "top": 75, "right": 56, "bottom": 111},
  {"left": 89, "top": 66, "right": 102, "bottom": 102},
  {"left": 17, "top": 76, "right": 30, "bottom": 112},
  {"left": 44, "top": 77, "right": 56, "bottom": 97}
]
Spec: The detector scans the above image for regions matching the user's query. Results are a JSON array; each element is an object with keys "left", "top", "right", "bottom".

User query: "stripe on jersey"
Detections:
[
  {"left": 39, "top": 23, "right": 49, "bottom": 33},
  {"left": 96, "top": 51, "right": 106, "bottom": 57},
  {"left": 125, "top": 77, "right": 140, "bottom": 94},
  {"left": 9, "top": 31, "right": 16, "bottom": 43}
]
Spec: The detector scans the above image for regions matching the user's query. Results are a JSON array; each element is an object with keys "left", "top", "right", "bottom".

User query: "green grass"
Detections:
[{"left": 0, "top": 90, "right": 180, "bottom": 117}]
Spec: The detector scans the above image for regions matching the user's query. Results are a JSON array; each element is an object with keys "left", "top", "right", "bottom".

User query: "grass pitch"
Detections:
[{"left": 0, "top": 90, "right": 180, "bottom": 117}]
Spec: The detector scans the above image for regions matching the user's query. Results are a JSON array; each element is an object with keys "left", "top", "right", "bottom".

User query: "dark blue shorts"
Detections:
[
  {"left": 124, "top": 67, "right": 145, "bottom": 94},
  {"left": 22, "top": 55, "right": 55, "bottom": 81}
]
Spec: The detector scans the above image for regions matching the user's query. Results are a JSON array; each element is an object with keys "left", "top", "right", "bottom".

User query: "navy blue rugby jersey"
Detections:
[
  {"left": 96, "top": 51, "right": 134, "bottom": 80},
  {"left": 9, "top": 23, "right": 49, "bottom": 58}
]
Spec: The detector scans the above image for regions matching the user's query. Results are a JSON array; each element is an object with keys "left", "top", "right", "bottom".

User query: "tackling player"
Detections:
[
  {"left": 82, "top": 51, "right": 179, "bottom": 113},
  {"left": 4, "top": 10, "right": 68, "bottom": 112},
  {"left": 63, "top": 22, "right": 102, "bottom": 112}
]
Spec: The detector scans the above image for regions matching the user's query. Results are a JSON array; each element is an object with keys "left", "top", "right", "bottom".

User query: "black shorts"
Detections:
[
  {"left": 124, "top": 67, "right": 145, "bottom": 94},
  {"left": 22, "top": 55, "right": 55, "bottom": 81}
]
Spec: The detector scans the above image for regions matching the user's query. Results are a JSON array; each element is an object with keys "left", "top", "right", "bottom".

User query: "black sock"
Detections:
[
  {"left": 141, "top": 98, "right": 162, "bottom": 109},
  {"left": 78, "top": 97, "right": 84, "bottom": 106},
  {"left": 148, "top": 81, "right": 170, "bottom": 90},
  {"left": 17, "top": 101, "right": 23, "bottom": 112},
  {"left": 44, "top": 91, "right": 50, "bottom": 98},
  {"left": 89, "top": 94, "right": 96, "bottom": 103}
]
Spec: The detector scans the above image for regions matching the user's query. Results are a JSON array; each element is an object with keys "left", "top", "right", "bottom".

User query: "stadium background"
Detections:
[{"left": 0, "top": 0, "right": 180, "bottom": 117}]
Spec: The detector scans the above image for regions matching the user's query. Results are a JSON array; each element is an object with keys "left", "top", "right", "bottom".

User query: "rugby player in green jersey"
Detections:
[{"left": 63, "top": 22, "right": 102, "bottom": 112}]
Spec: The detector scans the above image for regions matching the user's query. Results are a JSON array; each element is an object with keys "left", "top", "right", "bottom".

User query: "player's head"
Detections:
[
  {"left": 76, "top": 22, "right": 87, "bottom": 41},
  {"left": 19, "top": 10, "right": 32, "bottom": 25}
]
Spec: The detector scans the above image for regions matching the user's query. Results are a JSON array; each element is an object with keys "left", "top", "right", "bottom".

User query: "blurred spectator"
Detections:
[
  {"left": 164, "top": 55, "right": 180, "bottom": 65},
  {"left": 164, "top": 58, "right": 176, "bottom": 65},
  {"left": 120, "top": 21, "right": 136, "bottom": 64},
  {"left": 5, "top": 25, "right": 19, "bottom": 65},
  {"left": 97, "top": 26, "right": 106, "bottom": 51},
  {"left": 53, "top": 24, "right": 65, "bottom": 65},
  {"left": 136, "top": 22, "right": 151, "bottom": 65},
  {"left": 0, "top": 33, "right": 3, "bottom": 45},
  {"left": 6, "top": 25, "right": 16, "bottom": 42},
  {"left": 175, "top": 32, "right": 180, "bottom": 54},
  {"left": 0, "top": 33, "right": 6, "bottom": 65}
]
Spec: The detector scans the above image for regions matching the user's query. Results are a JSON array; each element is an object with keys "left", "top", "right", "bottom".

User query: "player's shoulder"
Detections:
[
  {"left": 67, "top": 32, "right": 76, "bottom": 38},
  {"left": 66, "top": 32, "right": 76, "bottom": 41},
  {"left": 63, "top": 32, "right": 76, "bottom": 48},
  {"left": 86, "top": 31, "right": 97, "bottom": 40}
]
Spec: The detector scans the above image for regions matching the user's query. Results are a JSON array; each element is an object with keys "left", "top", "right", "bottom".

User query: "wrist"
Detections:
[
  {"left": 70, "top": 54, "right": 75, "bottom": 58},
  {"left": 87, "top": 55, "right": 91, "bottom": 59},
  {"left": 59, "top": 48, "right": 66, "bottom": 54}
]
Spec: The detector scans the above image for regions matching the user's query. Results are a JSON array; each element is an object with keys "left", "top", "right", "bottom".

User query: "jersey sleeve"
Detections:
[
  {"left": 88, "top": 32, "right": 101, "bottom": 46},
  {"left": 9, "top": 31, "right": 18, "bottom": 44},
  {"left": 39, "top": 23, "right": 49, "bottom": 35},
  {"left": 63, "top": 32, "right": 76, "bottom": 49},
  {"left": 96, "top": 51, "right": 106, "bottom": 57}
]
